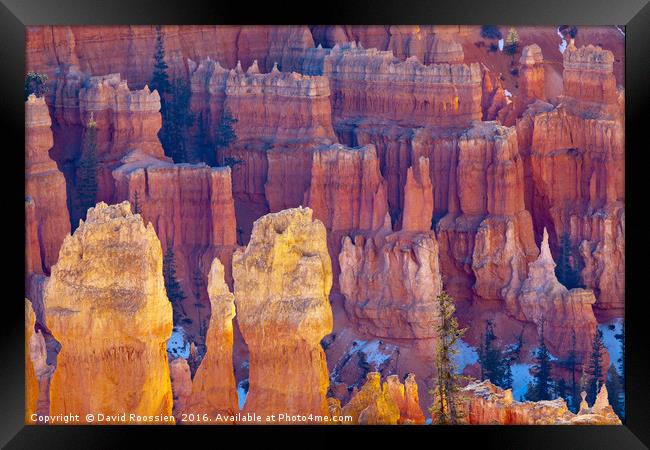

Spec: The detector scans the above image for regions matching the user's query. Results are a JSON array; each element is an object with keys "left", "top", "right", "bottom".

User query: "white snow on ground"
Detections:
[
  {"left": 599, "top": 318, "right": 624, "bottom": 374},
  {"left": 237, "top": 380, "right": 248, "bottom": 410},
  {"left": 504, "top": 89, "right": 512, "bottom": 98},
  {"left": 452, "top": 338, "right": 479, "bottom": 374},
  {"left": 511, "top": 363, "right": 533, "bottom": 401},
  {"left": 362, "top": 340, "right": 392, "bottom": 367},
  {"left": 166, "top": 326, "right": 190, "bottom": 359},
  {"left": 498, "top": 38, "right": 504, "bottom": 51},
  {"left": 557, "top": 27, "right": 564, "bottom": 39},
  {"left": 559, "top": 39, "right": 568, "bottom": 54}
]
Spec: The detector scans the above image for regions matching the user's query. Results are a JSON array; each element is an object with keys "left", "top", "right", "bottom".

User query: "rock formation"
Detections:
[
  {"left": 188, "top": 257, "right": 238, "bottom": 417},
  {"left": 25, "top": 94, "right": 70, "bottom": 273},
  {"left": 169, "top": 358, "right": 192, "bottom": 422},
  {"left": 232, "top": 207, "right": 333, "bottom": 422},
  {"left": 401, "top": 157, "right": 434, "bottom": 232},
  {"left": 339, "top": 231, "right": 442, "bottom": 340},
  {"left": 27, "top": 26, "right": 315, "bottom": 88},
  {"left": 306, "top": 144, "right": 388, "bottom": 234},
  {"left": 517, "top": 228, "right": 599, "bottom": 358},
  {"left": 458, "top": 379, "right": 621, "bottom": 425},
  {"left": 340, "top": 372, "right": 400, "bottom": 424},
  {"left": 25, "top": 299, "right": 51, "bottom": 423},
  {"left": 385, "top": 374, "right": 426, "bottom": 424},
  {"left": 45, "top": 202, "right": 174, "bottom": 423},
  {"left": 516, "top": 44, "right": 624, "bottom": 309}
]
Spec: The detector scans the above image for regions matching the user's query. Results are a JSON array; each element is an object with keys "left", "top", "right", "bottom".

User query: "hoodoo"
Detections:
[{"left": 44, "top": 202, "right": 173, "bottom": 423}]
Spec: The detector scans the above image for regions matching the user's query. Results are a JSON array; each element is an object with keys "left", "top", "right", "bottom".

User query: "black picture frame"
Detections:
[{"left": 2, "top": 0, "right": 648, "bottom": 448}]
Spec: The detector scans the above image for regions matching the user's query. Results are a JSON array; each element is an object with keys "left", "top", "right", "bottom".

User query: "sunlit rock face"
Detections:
[
  {"left": 233, "top": 207, "right": 333, "bottom": 422},
  {"left": 169, "top": 358, "right": 192, "bottom": 422},
  {"left": 516, "top": 44, "right": 624, "bottom": 309},
  {"left": 44, "top": 202, "right": 173, "bottom": 423},
  {"left": 458, "top": 380, "right": 621, "bottom": 425},
  {"left": 339, "top": 231, "right": 442, "bottom": 340},
  {"left": 517, "top": 228, "right": 599, "bottom": 359},
  {"left": 26, "top": 25, "right": 315, "bottom": 88},
  {"left": 385, "top": 374, "right": 426, "bottom": 424},
  {"left": 25, "top": 95, "right": 70, "bottom": 273},
  {"left": 340, "top": 372, "right": 400, "bottom": 424},
  {"left": 188, "top": 257, "right": 238, "bottom": 417}
]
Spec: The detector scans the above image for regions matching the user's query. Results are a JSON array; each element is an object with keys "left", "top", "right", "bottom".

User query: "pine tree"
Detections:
[
  {"left": 163, "top": 244, "right": 187, "bottom": 321},
  {"left": 504, "top": 27, "right": 520, "bottom": 62},
  {"left": 132, "top": 190, "right": 141, "bottom": 215},
  {"left": 191, "top": 267, "right": 206, "bottom": 334},
  {"left": 606, "top": 364, "right": 624, "bottom": 419},
  {"left": 429, "top": 291, "right": 467, "bottom": 424},
  {"left": 215, "top": 108, "right": 238, "bottom": 165},
  {"left": 555, "top": 232, "right": 583, "bottom": 289},
  {"left": 150, "top": 26, "right": 170, "bottom": 96},
  {"left": 76, "top": 114, "right": 99, "bottom": 224},
  {"left": 586, "top": 328, "right": 606, "bottom": 405},
  {"left": 556, "top": 378, "right": 569, "bottom": 401},
  {"left": 160, "top": 77, "right": 194, "bottom": 163},
  {"left": 24, "top": 71, "right": 49, "bottom": 100},
  {"left": 563, "top": 330, "right": 580, "bottom": 412},
  {"left": 525, "top": 321, "right": 553, "bottom": 401},
  {"left": 478, "top": 320, "right": 512, "bottom": 389}
]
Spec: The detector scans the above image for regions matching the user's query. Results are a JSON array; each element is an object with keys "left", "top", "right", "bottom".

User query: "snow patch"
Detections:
[
  {"left": 511, "top": 363, "right": 533, "bottom": 401},
  {"left": 498, "top": 38, "right": 504, "bottom": 51},
  {"left": 362, "top": 340, "right": 392, "bottom": 367},
  {"left": 166, "top": 326, "right": 190, "bottom": 359},
  {"left": 237, "top": 379, "right": 249, "bottom": 410},
  {"left": 452, "top": 338, "right": 478, "bottom": 374},
  {"left": 559, "top": 39, "right": 568, "bottom": 54},
  {"left": 599, "top": 318, "right": 624, "bottom": 374},
  {"left": 504, "top": 89, "right": 512, "bottom": 98}
]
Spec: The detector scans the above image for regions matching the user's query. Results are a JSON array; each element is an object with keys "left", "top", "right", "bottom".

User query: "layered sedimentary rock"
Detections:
[
  {"left": 188, "top": 257, "right": 238, "bottom": 417},
  {"left": 112, "top": 151, "right": 237, "bottom": 289},
  {"left": 498, "top": 44, "right": 546, "bottom": 126},
  {"left": 458, "top": 380, "right": 621, "bottom": 425},
  {"left": 411, "top": 122, "right": 537, "bottom": 303},
  {"left": 339, "top": 231, "right": 442, "bottom": 340},
  {"left": 516, "top": 44, "right": 624, "bottom": 309},
  {"left": 302, "top": 42, "right": 482, "bottom": 129},
  {"left": 233, "top": 207, "right": 333, "bottom": 421},
  {"left": 402, "top": 157, "right": 434, "bottom": 232},
  {"left": 27, "top": 26, "right": 315, "bottom": 89},
  {"left": 481, "top": 64, "right": 509, "bottom": 122},
  {"left": 385, "top": 374, "right": 426, "bottom": 424},
  {"left": 45, "top": 202, "right": 173, "bottom": 423},
  {"left": 169, "top": 358, "right": 192, "bottom": 422},
  {"left": 517, "top": 229, "right": 598, "bottom": 358},
  {"left": 306, "top": 144, "right": 388, "bottom": 234},
  {"left": 340, "top": 372, "right": 400, "bottom": 424},
  {"left": 25, "top": 94, "right": 70, "bottom": 272}
]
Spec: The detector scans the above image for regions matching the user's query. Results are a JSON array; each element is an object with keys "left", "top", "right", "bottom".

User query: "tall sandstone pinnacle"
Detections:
[
  {"left": 44, "top": 201, "right": 174, "bottom": 423},
  {"left": 233, "top": 207, "right": 333, "bottom": 422},
  {"left": 517, "top": 228, "right": 599, "bottom": 359},
  {"left": 25, "top": 94, "right": 70, "bottom": 273},
  {"left": 188, "top": 257, "right": 238, "bottom": 417}
]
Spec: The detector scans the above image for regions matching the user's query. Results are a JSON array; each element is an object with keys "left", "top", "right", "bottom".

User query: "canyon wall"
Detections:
[
  {"left": 44, "top": 202, "right": 173, "bottom": 423},
  {"left": 233, "top": 207, "right": 333, "bottom": 422}
]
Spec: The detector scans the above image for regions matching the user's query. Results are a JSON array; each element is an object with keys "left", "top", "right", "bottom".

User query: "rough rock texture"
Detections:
[
  {"left": 25, "top": 95, "right": 70, "bottom": 272},
  {"left": 44, "top": 202, "right": 173, "bottom": 423},
  {"left": 516, "top": 45, "right": 624, "bottom": 309},
  {"left": 112, "top": 151, "right": 238, "bottom": 296},
  {"left": 340, "top": 372, "right": 400, "bottom": 424},
  {"left": 306, "top": 144, "right": 388, "bottom": 234},
  {"left": 170, "top": 358, "right": 192, "bottom": 422},
  {"left": 339, "top": 231, "right": 442, "bottom": 340},
  {"left": 410, "top": 122, "right": 538, "bottom": 303},
  {"left": 25, "top": 198, "right": 43, "bottom": 277},
  {"left": 402, "top": 157, "right": 433, "bottom": 232},
  {"left": 25, "top": 299, "right": 51, "bottom": 422},
  {"left": 458, "top": 379, "right": 621, "bottom": 425},
  {"left": 27, "top": 26, "right": 315, "bottom": 89},
  {"left": 302, "top": 42, "right": 482, "bottom": 129},
  {"left": 517, "top": 229, "right": 598, "bottom": 358},
  {"left": 188, "top": 257, "right": 238, "bottom": 416},
  {"left": 233, "top": 207, "right": 333, "bottom": 421},
  {"left": 385, "top": 374, "right": 426, "bottom": 424}
]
